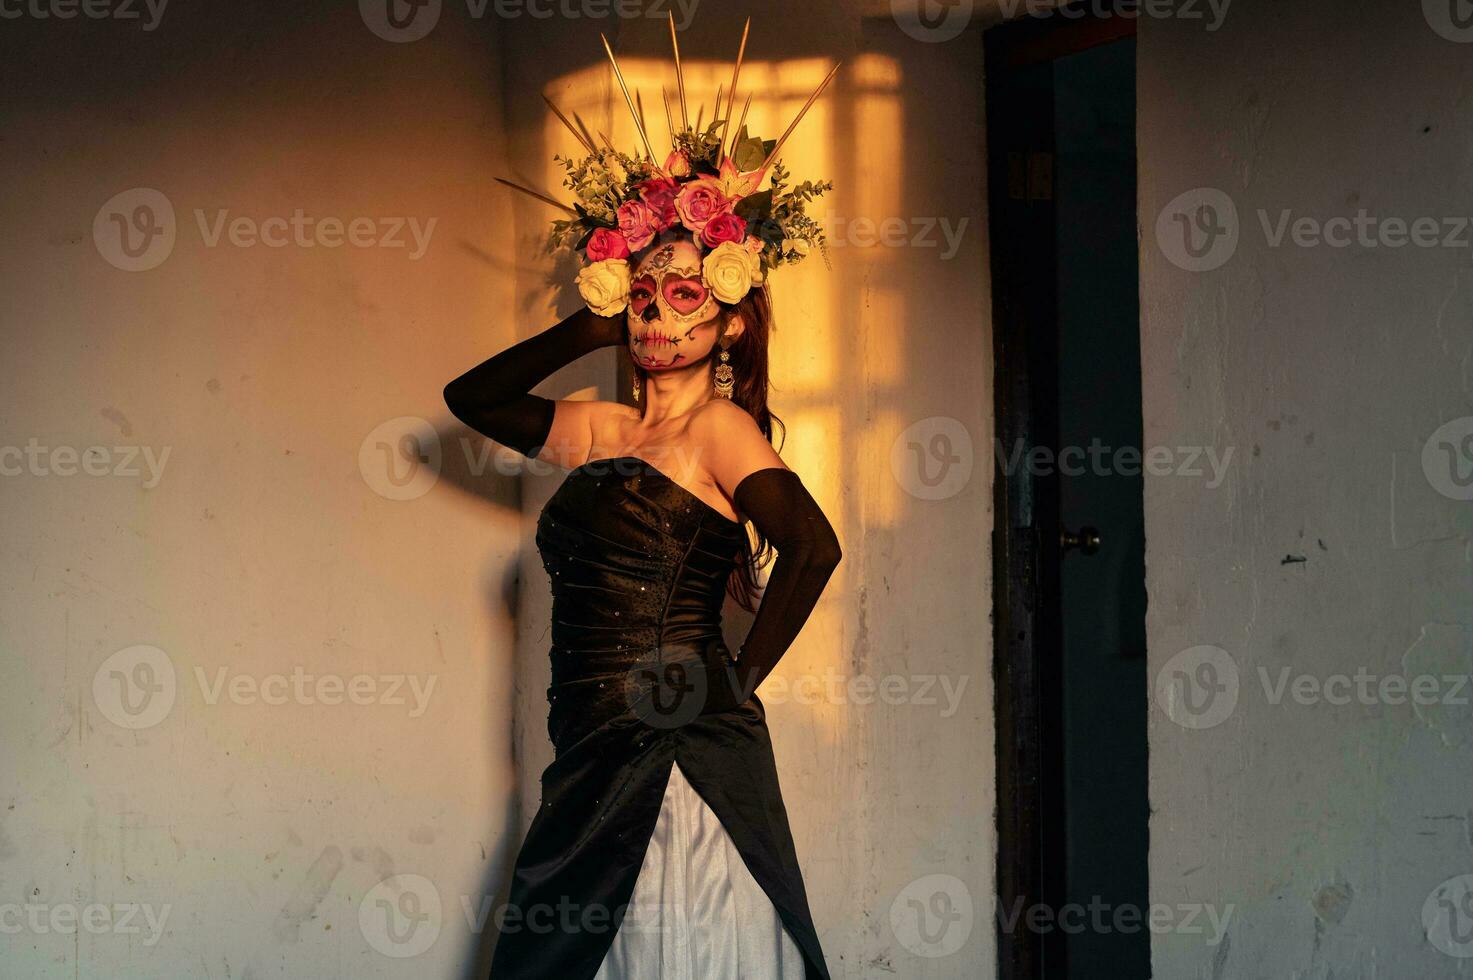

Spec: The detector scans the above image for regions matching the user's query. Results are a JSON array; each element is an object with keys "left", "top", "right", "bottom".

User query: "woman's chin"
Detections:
[{"left": 636, "top": 354, "right": 685, "bottom": 371}]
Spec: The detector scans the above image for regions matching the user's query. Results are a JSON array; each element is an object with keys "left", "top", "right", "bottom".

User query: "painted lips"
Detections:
[{"left": 632, "top": 332, "right": 684, "bottom": 369}]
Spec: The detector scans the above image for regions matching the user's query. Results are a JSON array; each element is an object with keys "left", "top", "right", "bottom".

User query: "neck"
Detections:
[{"left": 639, "top": 355, "right": 715, "bottom": 426}]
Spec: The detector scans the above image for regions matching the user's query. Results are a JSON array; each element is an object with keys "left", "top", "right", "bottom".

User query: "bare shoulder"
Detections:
[
  {"left": 583, "top": 399, "right": 642, "bottom": 450},
  {"left": 543, "top": 397, "right": 639, "bottom": 468},
  {"left": 688, "top": 399, "right": 786, "bottom": 493},
  {"left": 688, "top": 397, "right": 760, "bottom": 435}
]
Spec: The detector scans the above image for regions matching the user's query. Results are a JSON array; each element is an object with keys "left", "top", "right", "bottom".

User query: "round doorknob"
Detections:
[{"left": 1061, "top": 525, "right": 1101, "bottom": 556}]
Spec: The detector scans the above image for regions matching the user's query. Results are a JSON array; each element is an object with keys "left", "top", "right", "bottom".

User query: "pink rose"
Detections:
[
  {"left": 664, "top": 150, "right": 693, "bottom": 178},
  {"left": 617, "top": 201, "right": 658, "bottom": 252},
  {"left": 635, "top": 178, "right": 680, "bottom": 230},
  {"left": 585, "top": 227, "right": 630, "bottom": 262},
  {"left": 700, "top": 212, "right": 748, "bottom": 249},
  {"left": 674, "top": 178, "right": 732, "bottom": 233}
]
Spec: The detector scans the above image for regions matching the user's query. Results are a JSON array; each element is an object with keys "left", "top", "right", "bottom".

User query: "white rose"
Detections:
[
  {"left": 782, "top": 237, "right": 811, "bottom": 257},
  {"left": 701, "top": 241, "right": 761, "bottom": 304},
  {"left": 576, "top": 258, "right": 632, "bottom": 316}
]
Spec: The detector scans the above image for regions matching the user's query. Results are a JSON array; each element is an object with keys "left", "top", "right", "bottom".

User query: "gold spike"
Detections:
[
  {"left": 759, "top": 61, "right": 842, "bottom": 174},
  {"left": 572, "top": 113, "right": 598, "bottom": 153},
  {"left": 727, "top": 92, "right": 753, "bottom": 161},
  {"left": 600, "top": 33, "right": 656, "bottom": 160},
  {"left": 662, "top": 86, "right": 676, "bottom": 150},
  {"left": 635, "top": 89, "right": 652, "bottom": 153},
  {"left": 495, "top": 177, "right": 576, "bottom": 215},
  {"left": 668, "top": 12, "right": 688, "bottom": 130},
  {"left": 543, "top": 93, "right": 595, "bottom": 155},
  {"left": 719, "top": 17, "right": 751, "bottom": 153}
]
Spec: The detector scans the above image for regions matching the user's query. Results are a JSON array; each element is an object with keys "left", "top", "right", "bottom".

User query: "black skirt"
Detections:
[{"left": 486, "top": 458, "right": 831, "bottom": 979}]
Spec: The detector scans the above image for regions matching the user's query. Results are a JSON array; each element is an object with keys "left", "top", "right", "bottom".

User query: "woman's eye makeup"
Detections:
[
  {"left": 661, "top": 276, "right": 709, "bottom": 315},
  {"left": 629, "top": 275, "right": 657, "bottom": 315}
]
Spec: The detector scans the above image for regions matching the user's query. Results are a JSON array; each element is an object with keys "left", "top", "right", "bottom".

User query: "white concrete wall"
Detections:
[
  {"left": 1139, "top": 3, "right": 1473, "bottom": 977},
  {"left": 0, "top": 2, "right": 998, "bottom": 977},
  {"left": 0, "top": 5, "right": 522, "bottom": 977}
]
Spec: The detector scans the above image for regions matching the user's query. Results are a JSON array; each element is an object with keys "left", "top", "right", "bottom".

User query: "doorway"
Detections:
[{"left": 986, "top": 9, "right": 1149, "bottom": 980}]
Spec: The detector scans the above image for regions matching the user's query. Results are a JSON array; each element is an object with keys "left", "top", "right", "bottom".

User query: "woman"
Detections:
[{"left": 444, "top": 232, "right": 842, "bottom": 978}]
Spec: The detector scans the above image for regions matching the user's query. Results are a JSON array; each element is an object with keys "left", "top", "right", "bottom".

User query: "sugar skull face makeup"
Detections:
[{"left": 627, "top": 239, "right": 723, "bottom": 371}]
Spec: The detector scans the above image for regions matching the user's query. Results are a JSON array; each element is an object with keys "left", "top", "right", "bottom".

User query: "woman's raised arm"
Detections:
[{"left": 442, "top": 307, "right": 624, "bottom": 467}]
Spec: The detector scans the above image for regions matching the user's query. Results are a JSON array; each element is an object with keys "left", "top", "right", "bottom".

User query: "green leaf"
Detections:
[
  {"left": 732, "top": 133, "right": 767, "bottom": 172},
  {"left": 734, "top": 189, "right": 773, "bottom": 222},
  {"left": 574, "top": 204, "right": 616, "bottom": 229}
]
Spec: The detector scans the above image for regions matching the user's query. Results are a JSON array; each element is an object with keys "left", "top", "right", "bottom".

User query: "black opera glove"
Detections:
[
  {"left": 701, "top": 467, "right": 843, "bottom": 716},
  {"left": 442, "top": 307, "right": 624, "bottom": 458}
]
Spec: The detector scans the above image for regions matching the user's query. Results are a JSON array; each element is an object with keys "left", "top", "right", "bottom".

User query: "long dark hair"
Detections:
[
  {"left": 717, "top": 284, "right": 782, "bottom": 611},
  {"left": 630, "top": 283, "right": 783, "bottom": 611}
]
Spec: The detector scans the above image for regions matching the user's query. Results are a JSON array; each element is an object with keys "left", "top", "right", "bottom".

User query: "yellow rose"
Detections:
[
  {"left": 575, "top": 258, "right": 631, "bottom": 317},
  {"left": 701, "top": 241, "right": 761, "bottom": 304}
]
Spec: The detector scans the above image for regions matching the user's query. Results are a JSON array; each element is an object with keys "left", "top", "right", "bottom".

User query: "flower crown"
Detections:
[{"left": 497, "top": 18, "right": 839, "bottom": 317}]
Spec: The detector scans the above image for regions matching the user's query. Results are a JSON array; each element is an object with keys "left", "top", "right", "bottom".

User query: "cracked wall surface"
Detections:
[{"left": 1140, "top": 3, "right": 1473, "bottom": 977}]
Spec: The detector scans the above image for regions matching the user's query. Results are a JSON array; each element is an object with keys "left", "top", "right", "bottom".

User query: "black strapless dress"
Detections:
[{"left": 487, "top": 456, "right": 832, "bottom": 979}]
